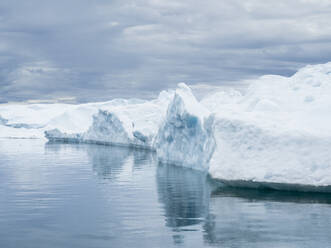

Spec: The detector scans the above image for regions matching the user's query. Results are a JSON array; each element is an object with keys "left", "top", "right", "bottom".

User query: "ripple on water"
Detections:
[{"left": 0, "top": 139, "right": 331, "bottom": 248}]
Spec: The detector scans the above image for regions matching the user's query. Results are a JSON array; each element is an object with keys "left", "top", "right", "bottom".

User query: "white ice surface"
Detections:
[
  {"left": 0, "top": 102, "right": 102, "bottom": 139},
  {"left": 203, "top": 63, "right": 331, "bottom": 186},
  {"left": 0, "top": 90, "right": 173, "bottom": 141}
]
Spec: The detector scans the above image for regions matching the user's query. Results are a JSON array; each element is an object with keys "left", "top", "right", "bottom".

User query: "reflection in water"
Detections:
[
  {"left": 2, "top": 139, "right": 331, "bottom": 248},
  {"left": 156, "top": 164, "right": 211, "bottom": 244},
  {"left": 46, "top": 142, "right": 156, "bottom": 180},
  {"left": 157, "top": 164, "right": 210, "bottom": 228},
  {"left": 132, "top": 149, "right": 155, "bottom": 168},
  {"left": 87, "top": 145, "right": 131, "bottom": 180},
  {"left": 203, "top": 185, "right": 331, "bottom": 247}
]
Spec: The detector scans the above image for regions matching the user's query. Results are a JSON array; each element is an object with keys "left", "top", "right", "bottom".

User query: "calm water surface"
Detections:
[{"left": 1, "top": 139, "right": 331, "bottom": 248}]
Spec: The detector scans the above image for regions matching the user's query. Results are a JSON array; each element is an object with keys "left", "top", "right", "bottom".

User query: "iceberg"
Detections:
[
  {"left": 155, "top": 83, "right": 216, "bottom": 170},
  {"left": 45, "top": 110, "right": 149, "bottom": 148},
  {"left": 204, "top": 62, "right": 331, "bottom": 187},
  {"left": 2, "top": 62, "right": 331, "bottom": 191},
  {"left": 45, "top": 90, "right": 174, "bottom": 149},
  {"left": 0, "top": 102, "right": 98, "bottom": 139}
]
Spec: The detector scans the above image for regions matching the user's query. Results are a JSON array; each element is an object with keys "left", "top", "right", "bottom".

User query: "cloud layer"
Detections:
[{"left": 1, "top": 0, "right": 331, "bottom": 102}]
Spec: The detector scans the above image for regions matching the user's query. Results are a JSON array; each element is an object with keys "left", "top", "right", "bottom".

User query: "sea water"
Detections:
[{"left": 1, "top": 139, "right": 331, "bottom": 248}]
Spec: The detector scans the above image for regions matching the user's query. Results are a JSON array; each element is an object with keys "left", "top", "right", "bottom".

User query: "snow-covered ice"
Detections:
[
  {"left": 1, "top": 62, "right": 331, "bottom": 190},
  {"left": 203, "top": 63, "right": 331, "bottom": 187},
  {"left": 0, "top": 102, "right": 106, "bottom": 139},
  {"left": 45, "top": 90, "right": 174, "bottom": 149}
]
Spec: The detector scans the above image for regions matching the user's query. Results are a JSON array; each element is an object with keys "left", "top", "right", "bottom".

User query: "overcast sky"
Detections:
[{"left": 1, "top": 0, "right": 331, "bottom": 103}]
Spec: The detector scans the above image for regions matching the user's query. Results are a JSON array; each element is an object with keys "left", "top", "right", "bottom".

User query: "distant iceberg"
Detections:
[
  {"left": 45, "top": 110, "right": 153, "bottom": 149},
  {"left": 0, "top": 89, "right": 173, "bottom": 141},
  {"left": 45, "top": 90, "right": 174, "bottom": 149},
  {"left": 2, "top": 62, "right": 331, "bottom": 190}
]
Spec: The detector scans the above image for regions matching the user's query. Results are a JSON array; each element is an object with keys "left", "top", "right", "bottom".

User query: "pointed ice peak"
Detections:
[
  {"left": 173, "top": 82, "right": 210, "bottom": 119},
  {"left": 177, "top": 82, "right": 191, "bottom": 92}
]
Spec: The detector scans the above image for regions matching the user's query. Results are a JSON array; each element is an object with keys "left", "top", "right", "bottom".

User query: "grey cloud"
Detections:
[{"left": 0, "top": 0, "right": 331, "bottom": 103}]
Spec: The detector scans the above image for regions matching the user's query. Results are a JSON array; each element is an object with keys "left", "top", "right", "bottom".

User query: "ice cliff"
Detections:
[
  {"left": 155, "top": 83, "right": 215, "bottom": 170},
  {"left": 204, "top": 62, "right": 331, "bottom": 187}
]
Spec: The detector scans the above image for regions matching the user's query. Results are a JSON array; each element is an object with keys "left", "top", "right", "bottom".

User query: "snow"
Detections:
[
  {"left": 1, "top": 62, "right": 331, "bottom": 190},
  {"left": 209, "top": 117, "right": 331, "bottom": 186}
]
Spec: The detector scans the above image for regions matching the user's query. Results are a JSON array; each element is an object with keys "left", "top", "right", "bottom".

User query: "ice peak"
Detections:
[{"left": 177, "top": 82, "right": 191, "bottom": 92}]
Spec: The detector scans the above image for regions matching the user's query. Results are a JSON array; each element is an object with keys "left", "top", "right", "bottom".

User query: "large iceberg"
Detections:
[
  {"left": 2, "top": 62, "right": 331, "bottom": 190},
  {"left": 204, "top": 63, "right": 331, "bottom": 187},
  {"left": 155, "top": 64, "right": 331, "bottom": 187}
]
